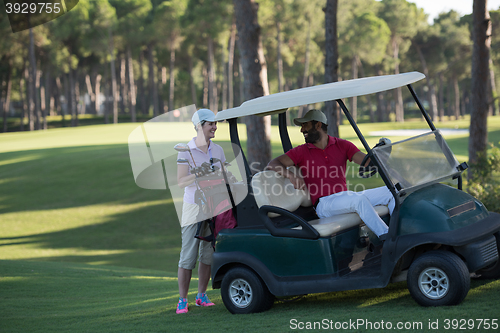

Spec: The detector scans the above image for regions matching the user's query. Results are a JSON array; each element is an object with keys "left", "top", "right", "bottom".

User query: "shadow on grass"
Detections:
[
  {"left": 0, "top": 144, "right": 189, "bottom": 271},
  {"left": 0, "top": 260, "right": 177, "bottom": 333},
  {"left": 0, "top": 144, "right": 168, "bottom": 214},
  {"left": 1, "top": 201, "right": 182, "bottom": 272},
  {"left": 2, "top": 259, "right": 499, "bottom": 333}
]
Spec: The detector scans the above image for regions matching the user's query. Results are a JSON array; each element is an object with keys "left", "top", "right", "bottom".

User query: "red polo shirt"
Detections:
[{"left": 285, "top": 136, "right": 360, "bottom": 205}]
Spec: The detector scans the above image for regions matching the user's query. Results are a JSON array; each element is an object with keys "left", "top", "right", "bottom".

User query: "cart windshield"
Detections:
[{"left": 372, "top": 130, "right": 460, "bottom": 194}]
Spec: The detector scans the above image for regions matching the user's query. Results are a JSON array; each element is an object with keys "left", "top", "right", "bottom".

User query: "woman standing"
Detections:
[{"left": 176, "top": 109, "right": 225, "bottom": 314}]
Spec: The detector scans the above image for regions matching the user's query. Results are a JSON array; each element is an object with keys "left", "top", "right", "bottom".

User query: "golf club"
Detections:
[
  {"left": 174, "top": 143, "right": 197, "bottom": 167},
  {"left": 176, "top": 158, "right": 192, "bottom": 168}
]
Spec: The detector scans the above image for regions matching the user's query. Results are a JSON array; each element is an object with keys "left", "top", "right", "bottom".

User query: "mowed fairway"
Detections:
[{"left": 1, "top": 117, "right": 500, "bottom": 332}]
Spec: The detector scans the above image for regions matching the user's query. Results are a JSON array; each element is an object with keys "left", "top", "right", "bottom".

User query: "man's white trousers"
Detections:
[{"left": 316, "top": 186, "right": 395, "bottom": 237}]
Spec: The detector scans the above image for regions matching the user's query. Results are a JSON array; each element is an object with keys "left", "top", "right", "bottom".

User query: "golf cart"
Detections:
[{"left": 205, "top": 71, "right": 500, "bottom": 314}]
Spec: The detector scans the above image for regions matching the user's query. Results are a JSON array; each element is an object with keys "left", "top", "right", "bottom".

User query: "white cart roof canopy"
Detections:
[{"left": 214, "top": 71, "right": 425, "bottom": 121}]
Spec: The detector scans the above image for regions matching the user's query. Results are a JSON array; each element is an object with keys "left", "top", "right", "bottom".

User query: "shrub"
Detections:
[{"left": 467, "top": 143, "right": 500, "bottom": 213}]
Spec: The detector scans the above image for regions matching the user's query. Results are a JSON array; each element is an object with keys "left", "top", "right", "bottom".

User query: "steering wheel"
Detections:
[
  {"left": 358, "top": 154, "right": 378, "bottom": 178},
  {"left": 358, "top": 138, "right": 392, "bottom": 179}
]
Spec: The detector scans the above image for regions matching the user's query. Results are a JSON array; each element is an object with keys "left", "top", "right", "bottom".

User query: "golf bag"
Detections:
[{"left": 194, "top": 177, "right": 237, "bottom": 248}]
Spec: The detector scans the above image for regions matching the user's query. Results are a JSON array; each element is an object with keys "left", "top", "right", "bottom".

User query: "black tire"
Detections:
[
  {"left": 221, "top": 267, "right": 275, "bottom": 314},
  {"left": 476, "top": 236, "right": 500, "bottom": 279},
  {"left": 407, "top": 251, "right": 470, "bottom": 307}
]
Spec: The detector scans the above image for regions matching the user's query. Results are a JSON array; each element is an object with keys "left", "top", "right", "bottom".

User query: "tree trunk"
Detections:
[
  {"left": 19, "top": 70, "right": 26, "bottom": 131},
  {"left": 462, "top": 94, "right": 468, "bottom": 117},
  {"left": 40, "top": 80, "right": 46, "bottom": 130},
  {"left": 469, "top": 0, "right": 491, "bottom": 171},
  {"left": 127, "top": 46, "right": 137, "bottom": 122},
  {"left": 215, "top": 80, "right": 220, "bottom": 113},
  {"left": 51, "top": 76, "right": 57, "bottom": 117},
  {"left": 239, "top": 62, "right": 244, "bottom": 106},
  {"left": 2, "top": 62, "right": 12, "bottom": 133},
  {"left": 357, "top": 59, "right": 374, "bottom": 122},
  {"left": 35, "top": 70, "right": 42, "bottom": 129},
  {"left": 324, "top": 0, "right": 340, "bottom": 137},
  {"left": 108, "top": 27, "right": 118, "bottom": 123},
  {"left": 85, "top": 74, "right": 96, "bottom": 114},
  {"left": 95, "top": 74, "right": 102, "bottom": 116},
  {"left": 49, "top": 95, "right": 55, "bottom": 117},
  {"left": 298, "top": 20, "right": 312, "bottom": 118},
  {"left": 120, "top": 53, "right": 127, "bottom": 115},
  {"left": 276, "top": 21, "right": 284, "bottom": 93},
  {"left": 105, "top": 78, "right": 111, "bottom": 123},
  {"left": 453, "top": 75, "right": 461, "bottom": 120},
  {"left": 350, "top": 55, "right": 358, "bottom": 121},
  {"left": 228, "top": 20, "right": 236, "bottom": 109},
  {"left": 29, "top": 28, "right": 39, "bottom": 131},
  {"left": 147, "top": 43, "right": 159, "bottom": 117},
  {"left": 139, "top": 49, "right": 147, "bottom": 115},
  {"left": 158, "top": 62, "right": 165, "bottom": 117},
  {"left": 302, "top": 20, "right": 312, "bottom": 90},
  {"left": 276, "top": 21, "right": 289, "bottom": 125},
  {"left": 427, "top": 83, "right": 438, "bottom": 122},
  {"left": 27, "top": 67, "right": 34, "bottom": 131},
  {"left": 413, "top": 41, "right": 438, "bottom": 121},
  {"left": 1, "top": 74, "right": 4, "bottom": 130},
  {"left": 188, "top": 55, "right": 197, "bottom": 106},
  {"left": 222, "top": 44, "right": 228, "bottom": 111},
  {"left": 65, "top": 72, "right": 70, "bottom": 124},
  {"left": 75, "top": 77, "right": 81, "bottom": 124},
  {"left": 438, "top": 72, "right": 445, "bottom": 120},
  {"left": 489, "top": 57, "right": 497, "bottom": 115},
  {"left": 163, "top": 65, "right": 168, "bottom": 113},
  {"left": 169, "top": 45, "right": 175, "bottom": 113},
  {"left": 234, "top": 0, "right": 272, "bottom": 172},
  {"left": 56, "top": 76, "right": 65, "bottom": 126},
  {"left": 69, "top": 68, "right": 77, "bottom": 127},
  {"left": 391, "top": 38, "right": 404, "bottom": 122},
  {"left": 208, "top": 36, "right": 217, "bottom": 112},
  {"left": 203, "top": 65, "right": 208, "bottom": 108},
  {"left": 375, "top": 64, "right": 386, "bottom": 122}
]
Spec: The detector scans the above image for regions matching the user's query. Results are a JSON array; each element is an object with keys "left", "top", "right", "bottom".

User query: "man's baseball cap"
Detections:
[
  {"left": 192, "top": 108, "right": 216, "bottom": 127},
  {"left": 293, "top": 109, "right": 327, "bottom": 126}
]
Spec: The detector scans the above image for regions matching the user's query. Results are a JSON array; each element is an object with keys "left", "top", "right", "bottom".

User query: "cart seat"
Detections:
[
  {"left": 252, "top": 169, "right": 312, "bottom": 217},
  {"left": 252, "top": 170, "right": 389, "bottom": 237},
  {"left": 298, "top": 205, "right": 389, "bottom": 237}
]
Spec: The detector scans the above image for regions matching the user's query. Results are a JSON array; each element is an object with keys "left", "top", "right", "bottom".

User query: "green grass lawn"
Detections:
[{"left": 1, "top": 116, "right": 500, "bottom": 332}]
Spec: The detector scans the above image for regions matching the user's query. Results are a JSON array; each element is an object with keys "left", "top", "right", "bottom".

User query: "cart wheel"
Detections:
[
  {"left": 407, "top": 251, "right": 470, "bottom": 307},
  {"left": 221, "top": 267, "right": 274, "bottom": 314}
]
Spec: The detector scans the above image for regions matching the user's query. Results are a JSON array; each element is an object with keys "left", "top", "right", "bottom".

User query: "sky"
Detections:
[{"left": 409, "top": 0, "right": 500, "bottom": 23}]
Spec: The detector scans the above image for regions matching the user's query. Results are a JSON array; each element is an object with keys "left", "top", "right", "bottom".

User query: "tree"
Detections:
[
  {"left": 434, "top": 11, "right": 472, "bottom": 120},
  {"left": 1, "top": 57, "right": 12, "bottom": 132},
  {"left": 379, "top": 0, "right": 424, "bottom": 122},
  {"left": 49, "top": 0, "right": 96, "bottom": 126},
  {"left": 85, "top": 0, "right": 118, "bottom": 123},
  {"left": 28, "top": 28, "right": 41, "bottom": 129},
  {"left": 110, "top": 0, "right": 152, "bottom": 122},
  {"left": 410, "top": 24, "right": 443, "bottom": 121},
  {"left": 339, "top": 6, "right": 391, "bottom": 121},
  {"left": 324, "top": 0, "right": 339, "bottom": 137},
  {"left": 182, "top": 0, "right": 232, "bottom": 112},
  {"left": 233, "top": 0, "right": 271, "bottom": 172},
  {"left": 0, "top": 10, "right": 24, "bottom": 132},
  {"left": 469, "top": 0, "right": 492, "bottom": 171},
  {"left": 154, "top": 1, "right": 187, "bottom": 117},
  {"left": 489, "top": 9, "right": 500, "bottom": 115}
]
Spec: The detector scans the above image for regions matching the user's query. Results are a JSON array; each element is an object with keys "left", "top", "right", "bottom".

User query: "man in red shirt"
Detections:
[{"left": 266, "top": 109, "right": 394, "bottom": 238}]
